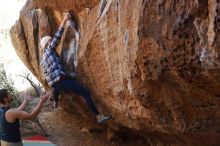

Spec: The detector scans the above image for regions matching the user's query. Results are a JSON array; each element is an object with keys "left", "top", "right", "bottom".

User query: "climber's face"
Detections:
[
  {"left": 40, "top": 38, "right": 52, "bottom": 55},
  {"left": 45, "top": 39, "right": 52, "bottom": 49},
  {"left": 41, "top": 39, "right": 52, "bottom": 54}
]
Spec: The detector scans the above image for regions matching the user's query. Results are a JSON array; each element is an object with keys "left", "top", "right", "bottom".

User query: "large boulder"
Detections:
[{"left": 10, "top": 0, "right": 220, "bottom": 145}]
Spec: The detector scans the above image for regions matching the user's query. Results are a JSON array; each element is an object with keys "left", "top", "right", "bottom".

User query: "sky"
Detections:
[{"left": 0, "top": 0, "right": 38, "bottom": 91}]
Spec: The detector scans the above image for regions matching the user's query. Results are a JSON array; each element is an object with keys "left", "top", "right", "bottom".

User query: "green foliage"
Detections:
[{"left": 0, "top": 62, "right": 21, "bottom": 107}]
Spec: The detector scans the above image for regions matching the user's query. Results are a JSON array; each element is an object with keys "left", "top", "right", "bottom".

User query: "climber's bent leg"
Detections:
[
  {"left": 51, "top": 85, "right": 60, "bottom": 108},
  {"left": 51, "top": 87, "right": 60, "bottom": 103},
  {"left": 58, "top": 78, "right": 100, "bottom": 115}
]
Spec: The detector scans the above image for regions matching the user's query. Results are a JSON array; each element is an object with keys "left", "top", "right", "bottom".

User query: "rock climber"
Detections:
[
  {"left": 0, "top": 89, "right": 49, "bottom": 146},
  {"left": 40, "top": 13, "right": 111, "bottom": 124}
]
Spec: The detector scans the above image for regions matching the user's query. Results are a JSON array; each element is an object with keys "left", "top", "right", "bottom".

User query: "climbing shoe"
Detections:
[
  {"left": 97, "top": 115, "right": 111, "bottom": 124},
  {"left": 53, "top": 101, "right": 58, "bottom": 108}
]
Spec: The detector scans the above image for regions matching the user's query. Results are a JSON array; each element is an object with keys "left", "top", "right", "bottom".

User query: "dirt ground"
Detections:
[{"left": 25, "top": 105, "right": 148, "bottom": 146}]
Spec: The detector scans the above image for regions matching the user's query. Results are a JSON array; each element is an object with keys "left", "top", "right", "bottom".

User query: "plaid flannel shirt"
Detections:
[{"left": 40, "top": 27, "right": 66, "bottom": 86}]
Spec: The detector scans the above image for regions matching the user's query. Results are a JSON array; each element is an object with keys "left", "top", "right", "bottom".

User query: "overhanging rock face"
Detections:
[{"left": 10, "top": 0, "right": 220, "bottom": 145}]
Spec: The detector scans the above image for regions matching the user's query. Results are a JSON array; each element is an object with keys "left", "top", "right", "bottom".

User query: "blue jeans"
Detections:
[{"left": 52, "top": 77, "right": 99, "bottom": 115}]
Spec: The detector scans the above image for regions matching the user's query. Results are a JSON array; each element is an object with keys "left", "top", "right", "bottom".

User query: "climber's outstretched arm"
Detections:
[
  {"left": 49, "top": 13, "right": 71, "bottom": 50},
  {"left": 59, "top": 13, "right": 71, "bottom": 29}
]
